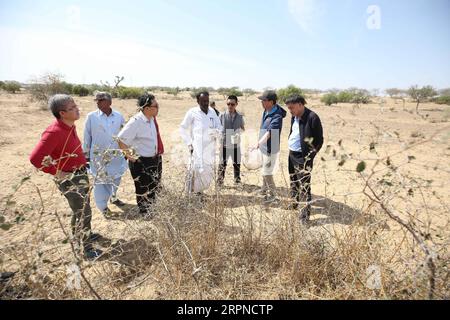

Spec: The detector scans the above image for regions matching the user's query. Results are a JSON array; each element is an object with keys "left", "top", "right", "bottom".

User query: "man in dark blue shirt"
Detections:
[{"left": 253, "top": 90, "right": 287, "bottom": 204}]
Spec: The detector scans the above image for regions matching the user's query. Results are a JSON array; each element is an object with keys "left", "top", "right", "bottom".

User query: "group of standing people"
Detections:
[
  {"left": 29, "top": 89, "right": 323, "bottom": 260},
  {"left": 29, "top": 92, "right": 164, "bottom": 259}
]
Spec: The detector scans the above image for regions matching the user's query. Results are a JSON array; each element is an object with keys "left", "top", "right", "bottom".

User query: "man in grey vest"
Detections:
[{"left": 218, "top": 95, "right": 245, "bottom": 186}]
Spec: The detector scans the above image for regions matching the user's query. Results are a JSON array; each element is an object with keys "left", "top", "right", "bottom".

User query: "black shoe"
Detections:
[
  {"left": 111, "top": 198, "right": 126, "bottom": 207},
  {"left": 0, "top": 272, "right": 15, "bottom": 282},
  {"left": 84, "top": 248, "right": 103, "bottom": 261},
  {"left": 196, "top": 192, "right": 206, "bottom": 203},
  {"left": 88, "top": 232, "right": 102, "bottom": 242},
  {"left": 287, "top": 202, "right": 299, "bottom": 210},
  {"left": 299, "top": 207, "right": 311, "bottom": 224},
  {"left": 234, "top": 179, "right": 241, "bottom": 185}
]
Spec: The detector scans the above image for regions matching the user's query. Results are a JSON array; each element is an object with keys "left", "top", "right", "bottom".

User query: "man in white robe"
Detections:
[{"left": 180, "top": 91, "right": 222, "bottom": 194}]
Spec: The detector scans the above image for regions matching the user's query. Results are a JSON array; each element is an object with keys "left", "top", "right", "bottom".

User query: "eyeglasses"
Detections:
[
  {"left": 141, "top": 96, "right": 159, "bottom": 109},
  {"left": 63, "top": 105, "right": 79, "bottom": 112}
]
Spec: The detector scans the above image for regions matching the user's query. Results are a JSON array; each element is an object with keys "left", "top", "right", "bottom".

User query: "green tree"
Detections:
[
  {"left": 407, "top": 85, "right": 438, "bottom": 113},
  {"left": 190, "top": 87, "right": 214, "bottom": 99},
  {"left": 385, "top": 88, "right": 403, "bottom": 98},
  {"left": 166, "top": 87, "right": 181, "bottom": 96},
  {"left": 0, "top": 81, "right": 4, "bottom": 89},
  {"left": 227, "top": 87, "right": 243, "bottom": 98},
  {"left": 243, "top": 88, "right": 257, "bottom": 100},
  {"left": 3, "top": 81, "right": 22, "bottom": 93},
  {"left": 29, "top": 72, "right": 69, "bottom": 103},
  {"left": 321, "top": 92, "right": 339, "bottom": 106},
  {"left": 337, "top": 90, "right": 353, "bottom": 103},
  {"left": 385, "top": 88, "right": 406, "bottom": 108},
  {"left": 277, "top": 85, "right": 304, "bottom": 104},
  {"left": 73, "top": 85, "right": 90, "bottom": 97},
  {"left": 350, "top": 88, "right": 371, "bottom": 107},
  {"left": 117, "top": 87, "right": 143, "bottom": 99}
]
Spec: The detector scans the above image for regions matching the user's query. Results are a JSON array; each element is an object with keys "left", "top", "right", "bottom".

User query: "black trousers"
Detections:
[
  {"left": 129, "top": 156, "right": 162, "bottom": 213},
  {"left": 218, "top": 146, "right": 241, "bottom": 182},
  {"left": 56, "top": 169, "right": 92, "bottom": 251},
  {"left": 288, "top": 151, "right": 312, "bottom": 209}
]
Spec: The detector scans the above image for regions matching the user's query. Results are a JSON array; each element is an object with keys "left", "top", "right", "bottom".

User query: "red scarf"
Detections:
[{"left": 154, "top": 117, "right": 164, "bottom": 155}]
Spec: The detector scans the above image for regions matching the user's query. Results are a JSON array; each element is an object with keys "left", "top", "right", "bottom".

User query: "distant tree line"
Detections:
[{"left": 2, "top": 74, "right": 449, "bottom": 113}]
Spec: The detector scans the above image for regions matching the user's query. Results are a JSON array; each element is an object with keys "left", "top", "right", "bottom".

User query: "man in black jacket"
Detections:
[{"left": 286, "top": 95, "right": 323, "bottom": 224}]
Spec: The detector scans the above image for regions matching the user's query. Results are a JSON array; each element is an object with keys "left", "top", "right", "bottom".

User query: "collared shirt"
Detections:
[
  {"left": 83, "top": 109, "right": 127, "bottom": 179},
  {"left": 219, "top": 111, "right": 245, "bottom": 148},
  {"left": 288, "top": 117, "right": 302, "bottom": 152},
  {"left": 118, "top": 111, "right": 158, "bottom": 157},
  {"left": 30, "top": 119, "right": 87, "bottom": 175}
]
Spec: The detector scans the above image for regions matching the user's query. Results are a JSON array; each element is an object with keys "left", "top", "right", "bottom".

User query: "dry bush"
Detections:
[{"left": 1, "top": 124, "right": 449, "bottom": 300}]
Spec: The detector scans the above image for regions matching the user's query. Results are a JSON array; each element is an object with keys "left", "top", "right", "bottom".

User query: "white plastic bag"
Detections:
[{"left": 243, "top": 148, "right": 263, "bottom": 170}]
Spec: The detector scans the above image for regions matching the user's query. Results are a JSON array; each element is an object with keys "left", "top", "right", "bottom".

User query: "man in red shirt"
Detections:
[{"left": 30, "top": 94, "right": 102, "bottom": 260}]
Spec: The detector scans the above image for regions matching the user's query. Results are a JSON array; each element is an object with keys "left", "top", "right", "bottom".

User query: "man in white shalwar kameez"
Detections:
[{"left": 180, "top": 91, "right": 222, "bottom": 194}]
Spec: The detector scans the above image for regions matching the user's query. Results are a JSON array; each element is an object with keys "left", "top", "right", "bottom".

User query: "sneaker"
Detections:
[
  {"left": 84, "top": 248, "right": 103, "bottom": 261},
  {"left": 110, "top": 198, "right": 126, "bottom": 207},
  {"left": 142, "top": 211, "right": 155, "bottom": 220},
  {"left": 101, "top": 208, "right": 112, "bottom": 217}
]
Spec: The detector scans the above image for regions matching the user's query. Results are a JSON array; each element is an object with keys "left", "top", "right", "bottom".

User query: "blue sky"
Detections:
[{"left": 0, "top": 0, "right": 449, "bottom": 90}]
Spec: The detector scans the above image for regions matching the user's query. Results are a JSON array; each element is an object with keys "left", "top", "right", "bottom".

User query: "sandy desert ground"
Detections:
[{"left": 0, "top": 91, "right": 449, "bottom": 299}]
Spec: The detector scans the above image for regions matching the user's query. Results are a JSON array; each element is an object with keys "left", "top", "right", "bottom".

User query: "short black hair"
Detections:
[
  {"left": 138, "top": 93, "right": 155, "bottom": 108},
  {"left": 196, "top": 91, "right": 209, "bottom": 101},
  {"left": 227, "top": 95, "right": 238, "bottom": 103},
  {"left": 285, "top": 94, "right": 307, "bottom": 105}
]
